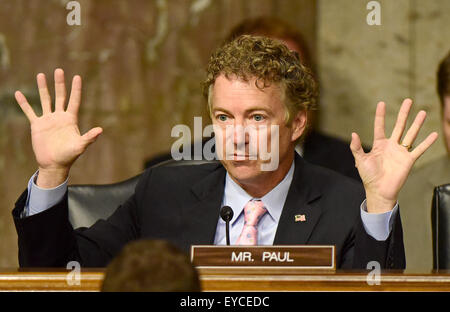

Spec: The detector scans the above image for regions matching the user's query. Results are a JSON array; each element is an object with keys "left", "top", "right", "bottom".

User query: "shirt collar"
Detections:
[{"left": 223, "top": 160, "right": 295, "bottom": 225}]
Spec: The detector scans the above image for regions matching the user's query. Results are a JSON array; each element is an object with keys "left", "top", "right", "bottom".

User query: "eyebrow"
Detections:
[{"left": 212, "top": 107, "right": 271, "bottom": 115}]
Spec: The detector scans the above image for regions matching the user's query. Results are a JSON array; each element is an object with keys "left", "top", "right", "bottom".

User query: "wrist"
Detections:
[
  {"left": 366, "top": 193, "right": 396, "bottom": 214},
  {"left": 36, "top": 167, "right": 69, "bottom": 189}
]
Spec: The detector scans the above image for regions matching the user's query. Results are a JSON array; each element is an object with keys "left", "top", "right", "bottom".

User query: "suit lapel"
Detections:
[
  {"left": 274, "top": 154, "right": 323, "bottom": 245},
  {"left": 180, "top": 154, "right": 324, "bottom": 247},
  {"left": 182, "top": 164, "right": 226, "bottom": 246}
]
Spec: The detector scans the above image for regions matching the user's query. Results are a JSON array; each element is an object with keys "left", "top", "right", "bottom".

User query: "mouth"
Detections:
[{"left": 226, "top": 154, "right": 257, "bottom": 160}]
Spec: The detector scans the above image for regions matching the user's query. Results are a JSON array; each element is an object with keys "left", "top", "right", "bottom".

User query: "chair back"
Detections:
[
  {"left": 68, "top": 159, "right": 216, "bottom": 228},
  {"left": 431, "top": 183, "right": 450, "bottom": 270}
]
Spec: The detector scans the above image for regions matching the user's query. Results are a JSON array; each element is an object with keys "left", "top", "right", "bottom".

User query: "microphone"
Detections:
[{"left": 220, "top": 206, "right": 234, "bottom": 246}]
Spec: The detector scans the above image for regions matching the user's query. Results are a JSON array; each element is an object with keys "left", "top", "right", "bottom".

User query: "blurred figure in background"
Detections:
[
  {"left": 398, "top": 51, "right": 450, "bottom": 271},
  {"left": 437, "top": 52, "right": 450, "bottom": 156},
  {"left": 101, "top": 239, "right": 201, "bottom": 292},
  {"left": 146, "top": 17, "right": 365, "bottom": 182}
]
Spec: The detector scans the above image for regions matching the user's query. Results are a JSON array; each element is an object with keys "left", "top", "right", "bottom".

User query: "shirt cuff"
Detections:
[
  {"left": 360, "top": 199, "right": 398, "bottom": 241},
  {"left": 24, "top": 170, "right": 68, "bottom": 217}
]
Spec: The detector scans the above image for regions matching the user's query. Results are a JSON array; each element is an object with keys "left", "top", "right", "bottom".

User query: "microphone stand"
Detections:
[
  {"left": 225, "top": 219, "right": 230, "bottom": 246},
  {"left": 220, "top": 206, "right": 234, "bottom": 246}
]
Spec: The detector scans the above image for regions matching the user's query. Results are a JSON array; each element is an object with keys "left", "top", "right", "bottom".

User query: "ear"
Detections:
[{"left": 291, "top": 110, "right": 307, "bottom": 142}]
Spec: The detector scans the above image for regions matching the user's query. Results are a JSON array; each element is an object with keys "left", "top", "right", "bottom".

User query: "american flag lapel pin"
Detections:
[{"left": 295, "top": 214, "right": 306, "bottom": 222}]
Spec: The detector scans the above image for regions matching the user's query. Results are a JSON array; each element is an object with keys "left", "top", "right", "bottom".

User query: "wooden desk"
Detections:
[{"left": 0, "top": 269, "right": 449, "bottom": 291}]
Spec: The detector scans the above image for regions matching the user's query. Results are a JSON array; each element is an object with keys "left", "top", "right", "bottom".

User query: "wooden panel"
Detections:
[
  {"left": 0, "top": 269, "right": 104, "bottom": 292},
  {"left": 201, "top": 271, "right": 450, "bottom": 291},
  {"left": 1, "top": 269, "right": 450, "bottom": 292}
]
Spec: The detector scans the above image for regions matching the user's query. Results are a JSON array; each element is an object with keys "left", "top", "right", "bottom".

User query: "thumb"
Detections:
[
  {"left": 350, "top": 132, "right": 365, "bottom": 160},
  {"left": 81, "top": 127, "right": 103, "bottom": 146}
]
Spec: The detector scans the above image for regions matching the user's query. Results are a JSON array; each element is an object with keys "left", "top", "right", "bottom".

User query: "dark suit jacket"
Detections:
[{"left": 13, "top": 153, "right": 405, "bottom": 269}]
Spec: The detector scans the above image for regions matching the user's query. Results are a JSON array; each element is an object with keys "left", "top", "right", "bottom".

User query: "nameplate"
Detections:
[{"left": 190, "top": 245, "right": 335, "bottom": 270}]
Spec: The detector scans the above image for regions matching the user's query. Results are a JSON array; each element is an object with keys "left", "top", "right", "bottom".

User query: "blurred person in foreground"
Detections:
[
  {"left": 398, "top": 51, "right": 450, "bottom": 271},
  {"left": 146, "top": 17, "right": 366, "bottom": 182},
  {"left": 101, "top": 239, "right": 201, "bottom": 292},
  {"left": 13, "top": 35, "right": 438, "bottom": 269}
]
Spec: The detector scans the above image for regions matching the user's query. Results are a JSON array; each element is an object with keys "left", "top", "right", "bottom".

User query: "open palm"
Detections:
[
  {"left": 350, "top": 99, "right": 438, "bottom": 213},
  {"left": 15, "top": 69, "right": 102, "bottom": 173}
]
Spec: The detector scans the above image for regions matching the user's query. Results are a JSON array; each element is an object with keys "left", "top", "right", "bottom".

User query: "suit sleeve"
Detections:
[
  {"left": 339, "top": 206, "right": 406, "bottom": 270},
  {"left": 351, "top": 206, "right": 406, "bottom": 269},
  {"left": 12, "top": 169, "right": 152, "bottom": 268},
  {"left": 337, "top": 181, "right": 406, "bottom": 270}
]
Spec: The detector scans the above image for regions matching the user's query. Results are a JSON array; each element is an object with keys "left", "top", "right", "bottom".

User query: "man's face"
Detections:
[
  {"left": 210, "top": 74, "right": 306, "bottom": 185},
  {"left": 443, "top": 96, "right": 450, "bottom": 156}
]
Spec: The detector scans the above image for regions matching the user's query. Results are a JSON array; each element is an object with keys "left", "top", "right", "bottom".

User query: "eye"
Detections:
[
  {"left": 252, "top": 114, "right": 265, "bottom": 122},
  {"left": 217, "top": 114, "right": 228, "bottom": 122}
]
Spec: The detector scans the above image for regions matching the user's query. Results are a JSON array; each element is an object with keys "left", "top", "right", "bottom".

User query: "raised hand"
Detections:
[
  {"left": 350, "top": 99, "right": 438, "bottom": 213},
  {"left": 15, "top": 69, "right": 103, "bottom": 188}
]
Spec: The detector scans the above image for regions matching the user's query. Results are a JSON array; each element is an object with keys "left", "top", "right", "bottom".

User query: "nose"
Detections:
[
  {"left": 229, "top": 121, "right": 251, "bottom": 151},
  {"left": 233, "top": 124, "right": 249, "bottom": 145}
]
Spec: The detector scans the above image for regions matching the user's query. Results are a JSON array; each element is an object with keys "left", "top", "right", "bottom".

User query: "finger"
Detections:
[
  {"left": 350, "top": 132, "right": 365, "bottom": 161},
  {"left": 81, "top": 127, "right": 103, "bottom": 146},
  {"left": 373, "top": 101, "right": 386, "bottom": 141},
  {"left": 36, "top": 73, "right": 52, "bottom": 115},
  {"left": 401, "top": 110, "right": 427, "bottom": 146},
  {"left": 14, "top": 91, "right": 37, "bottom": 122},
  {"left": 54, "top": 68, "right": 66, "bottom": 112},
  {"left": 410, "top": 132, "right": 438, "bottom": 160},
  {"left": 390, "top": 98, "right": 413, "bottom": 142},
  {"left": 67, "top": 75, "right": 82, "bottom": 116}
]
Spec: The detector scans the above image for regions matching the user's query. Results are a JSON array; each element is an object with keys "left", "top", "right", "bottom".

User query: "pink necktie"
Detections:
[{"left": 236, "top": 200, "right": 267, "bottom": 245}]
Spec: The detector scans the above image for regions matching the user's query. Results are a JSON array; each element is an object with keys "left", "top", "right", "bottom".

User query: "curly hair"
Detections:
[
  {"left": 203, "top": 35, "right": 317, "bottom": 126},
  {"left": 101, "top": 239, "right": 201, "bottom": 292}
]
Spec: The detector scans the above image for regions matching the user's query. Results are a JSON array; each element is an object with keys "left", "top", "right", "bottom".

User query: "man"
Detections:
[
  {"left": 13, "top": 36, "right": 437, "bottom": 269},
  {"left": 146, "top": 17, "right": 366, "bottom": 182},
  {"left": 101, "top": 239, "right": 201, "bottom": 292},
  {"left": 398, "top": 51, "right": 450, "bottom": 271}
]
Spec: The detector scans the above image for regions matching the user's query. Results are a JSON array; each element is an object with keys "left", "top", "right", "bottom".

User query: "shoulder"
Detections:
[
  {"left": 297, "top": 158, "right": 365, "bottom": 217},
  {"left": 294, "top": 157, "right": 365, "bottom": 224},
  {"left": 138, "top": 161, "right": 223, "bottom": 188},
  {"left": 292, "top": 156, "right": 365, "bottom": 209}
]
